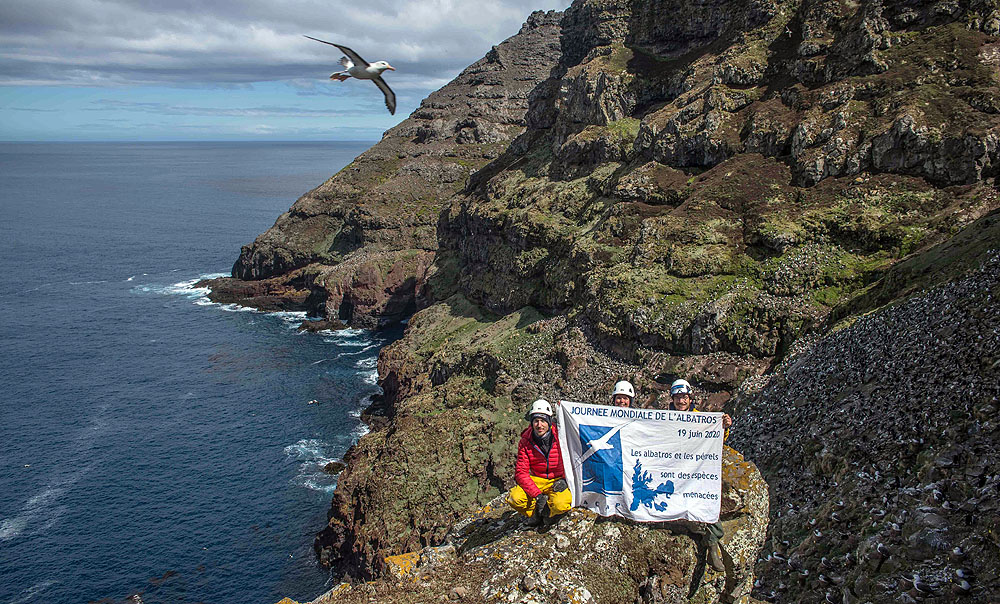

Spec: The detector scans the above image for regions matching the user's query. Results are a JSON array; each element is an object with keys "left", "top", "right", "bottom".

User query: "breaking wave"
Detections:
[{"left": 283, "top": 439, "right": 340, "bottom": 494}]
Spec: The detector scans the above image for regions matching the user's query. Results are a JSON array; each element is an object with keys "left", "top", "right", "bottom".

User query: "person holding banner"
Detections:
[
  {"left": 667, "top": 377, "right": 731, "bottom": 573},
  {"left": 507, "top": 399, "right": 572, "bottom": 527},
  {"left": 610, "top": 380, "right": 636, "bottom": 407},
  {"left": 668, "top": 378, "right": 732, "bottom": 434}
]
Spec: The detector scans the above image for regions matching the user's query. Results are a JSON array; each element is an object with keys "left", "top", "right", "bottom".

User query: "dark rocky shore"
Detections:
[{"left": 210, "top": 0, "right": 1000, "bottom": 602}]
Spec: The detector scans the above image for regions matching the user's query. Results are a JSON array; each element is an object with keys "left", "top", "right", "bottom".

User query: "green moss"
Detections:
[
  {"left": 607, "top": 117, "right": 641, "bottom": 140},
  {"left": 579, "top": 42, "right": 634, "bottom": 75},
  {"left": 830, "top": 207, "right": 1000, "bottom": 325}
]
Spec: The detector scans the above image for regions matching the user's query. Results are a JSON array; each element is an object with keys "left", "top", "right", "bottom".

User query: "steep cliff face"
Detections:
[
  {"left": 203, "top": 11, "right": 563, "bottom": 327},
  {"left": 210, "top": 0, "right": 1000, "bottom": 600},
  {"left": 438, "top": 0, "right": 1000, "bottom": 387},
  {"left": 309, "top": 0, "right": 999, "bottom": 596}
]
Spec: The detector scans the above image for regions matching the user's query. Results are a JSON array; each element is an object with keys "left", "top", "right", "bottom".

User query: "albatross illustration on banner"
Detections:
[
  {"left": 304, "top": 36, "right": 397, "bottom": 115},
  {"left": 579, "top": 424, "right": 626, "bottom": 494},
  {"left": 579, "top": 422, "right": 628, "bottom": 464}
]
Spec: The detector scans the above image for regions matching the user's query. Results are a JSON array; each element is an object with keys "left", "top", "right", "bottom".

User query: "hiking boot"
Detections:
[
  {"left": 543, "top": 510, "right": 562, "bottom": 527},
  {"left": 525, "top": 511, "right": 543, "bottom": 527},
  {"left": 707, "top": 543, "right": 725, "bottom": 572}
]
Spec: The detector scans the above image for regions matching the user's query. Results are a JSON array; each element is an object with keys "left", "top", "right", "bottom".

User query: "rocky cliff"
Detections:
[
  {"left": 202, "top": 10, "right": 563, "bottom": 327},
  {"left": 729, "top": 233, "right": 1000, "bottom": 603},
  {"left": 215, "top": 0, "right": 1000, "bottom": 602},
  {"left": 303, "top": 446, "right": 767, "bottom": 604}
]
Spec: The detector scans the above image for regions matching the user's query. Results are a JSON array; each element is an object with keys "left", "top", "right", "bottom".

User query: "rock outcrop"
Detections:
[{"left": 309, "top": 446, "right": 767, "bottom": 604}]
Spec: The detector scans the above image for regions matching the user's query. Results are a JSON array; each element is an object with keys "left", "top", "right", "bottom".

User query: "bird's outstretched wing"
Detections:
[
  {"left": 578, "top": 422, "right": 629, "bottom": 465},
  {"left": 303, "top": 36, "right": 369, "bottom": 66},
  {"left": 373, "top": 75, "right": 396, "bottom": 115}
]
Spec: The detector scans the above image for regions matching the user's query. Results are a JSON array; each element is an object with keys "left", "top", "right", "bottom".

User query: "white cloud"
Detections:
[{"left": 0, "top": 0, "right": 571, "bottom": 87}]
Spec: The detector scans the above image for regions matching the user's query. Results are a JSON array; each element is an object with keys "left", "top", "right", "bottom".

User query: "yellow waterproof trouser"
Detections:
[{"left": 507, "top": 476, "right": 572, "bottom": 518}]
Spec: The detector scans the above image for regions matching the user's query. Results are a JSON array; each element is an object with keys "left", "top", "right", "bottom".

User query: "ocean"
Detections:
[{"left": 0, "top": 142, "right": 394, "bottom": 604}]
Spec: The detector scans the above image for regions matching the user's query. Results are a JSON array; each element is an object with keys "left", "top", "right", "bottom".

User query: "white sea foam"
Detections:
[
  {"left": 0, "top": 516, "right": 28, "bottom": 541},
  {"left": 134, "top": 273, "right": 228, "bottom": 299},
  {"left": 144, "top": 277, "right": 318, "bottom": 332},
  {"left": 215, "top": 302, "right": 256, "bottom": 312},
  {"left": 283, "top": 438, "right": 327, "bottom": 460},
  {"left": 133, "top": 277, "right": 209, "bottom": 299},
  {"left": 335, "top": 343, "right": 379, "bottom": 356},
  {"left": 363, "top": 369, "right": 379, "bottom": 385},
  {"left": 0, "top": 485, "right": 69, "bottom": 543},
  {"left": 320, "top": 328, "right": 369, "bottom": 341},
  {"left": 302, "top": 478, "right": 338, "bottom": 494},
  {"left": 8, "top": 580, "right": 59, "bottom": 604},
  {"left": 354, "top": 356, "right": 377, "bottom": 369},
  {"left": 274, "top": 311, "right": 309, "bottom": 326},
  {"left": 284, "top": 439, "right": 342, "bottom": 494}
]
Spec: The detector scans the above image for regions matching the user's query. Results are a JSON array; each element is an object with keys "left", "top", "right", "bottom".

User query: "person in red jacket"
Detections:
[{"left": 506, "top": 399, "right": 572, "bottom": 526}]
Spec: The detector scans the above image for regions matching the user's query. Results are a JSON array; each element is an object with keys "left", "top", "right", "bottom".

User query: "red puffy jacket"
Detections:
[{"left": 515, "top": 425, "right": 564, "bottom": 498}]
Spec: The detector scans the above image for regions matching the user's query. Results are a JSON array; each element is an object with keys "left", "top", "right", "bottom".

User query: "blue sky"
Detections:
[{"left": 0, "top": 0, "right": 570, "bottom": 141}]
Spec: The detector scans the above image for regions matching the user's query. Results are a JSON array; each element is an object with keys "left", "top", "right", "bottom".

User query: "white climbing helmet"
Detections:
[
  {"left": 670, "top": 379, "right": 693, "bottom": 395},
  {"left": 528, "top": 399, "right": 553, "bottom": 420},
  {"left": 612, "top": 380, "right": 635, "bottom": 401}
]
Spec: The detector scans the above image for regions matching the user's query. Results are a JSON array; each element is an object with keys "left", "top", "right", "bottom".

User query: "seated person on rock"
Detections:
[
  {"left": 507, "top": 399, "right": 572, "bottom": 526},
  {"left": 610, "top": 380, "right": 635, "bottom": 407}
]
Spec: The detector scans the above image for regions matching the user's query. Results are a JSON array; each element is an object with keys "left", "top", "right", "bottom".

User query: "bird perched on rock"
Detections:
[
  {"left": 951, "top": 546, "right": 966, "bottom": 561},
  {"left": 304, "top": 36, "right": 397, "bottom": 114},
  {"left": 953, "top": 578, "right": 972, "bottom": 596}
]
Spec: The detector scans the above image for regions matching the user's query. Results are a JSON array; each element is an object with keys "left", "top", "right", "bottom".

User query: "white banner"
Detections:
[{"left": 556, "top": 401, "right": 723, "bottom": 523}]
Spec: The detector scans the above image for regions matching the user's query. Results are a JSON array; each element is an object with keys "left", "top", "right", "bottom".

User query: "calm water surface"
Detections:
[{"left": 0, "top": 142, "right": 393, "bottom": 604}]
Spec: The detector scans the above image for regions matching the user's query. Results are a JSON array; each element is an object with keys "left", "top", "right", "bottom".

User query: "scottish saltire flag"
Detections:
[{"left": 556, "top": 401, "right": 724, "bottom": 523}]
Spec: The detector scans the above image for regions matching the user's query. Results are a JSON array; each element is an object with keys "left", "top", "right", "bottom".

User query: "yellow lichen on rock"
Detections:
[
  {"left": 384, "top": 551, "right": 421, "bottom": 581},
  {"left": 310, "top": 582, "right": 350, "bottom": 603}
]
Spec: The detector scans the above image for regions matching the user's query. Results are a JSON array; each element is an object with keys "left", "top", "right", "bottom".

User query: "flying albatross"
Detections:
[{"left": 304, "top": 36, "right": 396, "bottom": 115}]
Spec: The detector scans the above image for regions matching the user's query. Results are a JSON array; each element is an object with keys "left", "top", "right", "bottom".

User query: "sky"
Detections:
[{"left": 0, "top": 0, "right": 571, "bottom": 141}]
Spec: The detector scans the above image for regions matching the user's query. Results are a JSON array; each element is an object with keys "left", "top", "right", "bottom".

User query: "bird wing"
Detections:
[
  {"left": 372, "top": 75, "right": 396, "bottom": 115},
  {"left": 303, "top": 36, "right": 370, "bottom": 66}
]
